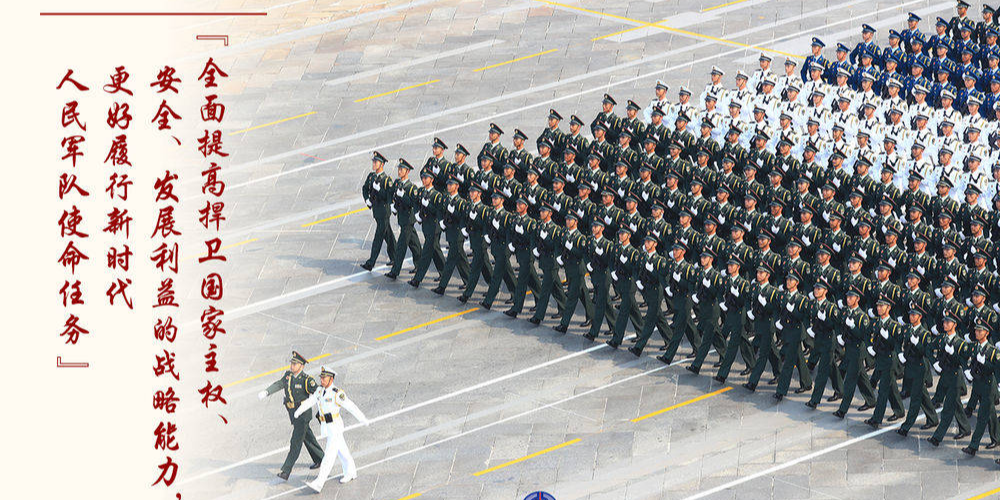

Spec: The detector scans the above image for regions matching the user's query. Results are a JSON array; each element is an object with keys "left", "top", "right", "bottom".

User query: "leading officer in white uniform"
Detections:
[{"left": 293, "top": 366, "right": 370, "bottom": 492}]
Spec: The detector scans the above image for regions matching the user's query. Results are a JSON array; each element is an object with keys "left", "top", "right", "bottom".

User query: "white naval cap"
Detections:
[{"left": 320, "top": 365, "right": 337, "bottom": 378}]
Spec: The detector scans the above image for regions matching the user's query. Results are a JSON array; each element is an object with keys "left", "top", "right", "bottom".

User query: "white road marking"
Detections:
[{"left": 321, "top": 40, "right": 504, "bottom": 88}]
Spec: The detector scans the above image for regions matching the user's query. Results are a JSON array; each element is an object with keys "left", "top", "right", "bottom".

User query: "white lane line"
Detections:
[
  {"left": 322, "top": 40, "right": 504, "bottom": 88},
  {"left": 220, "top": 0, "right": 879, "bottom": 190},
  {"left": 222, "top": 197, "right": 365, "bottom": 240},
  {"left": 253, "top": 358, "right": 678, "bottom": 500},
  {"left": 256, "top": 312, "right": 394, "bottom": 356},
  {"left": 681, "top": 401, "right": 963, "bottom": 500},
  {"left": 182, "top": 0, "right": 442, "bottom": 61},
  {"left": 611, "top": 0, "right": 774, "bottom": 43},
  {"left": 187, "top": 333, "right": 638, "bottom": 485}
]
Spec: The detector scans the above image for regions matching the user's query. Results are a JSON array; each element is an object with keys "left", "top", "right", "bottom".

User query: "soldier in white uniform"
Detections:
[
  {"left": 293, "top": 366, "right": 370, "bottom": 492},
  {"left": 643, "top": 80, "right": 671, "bottom": 124},
  {"left": 699, "top": 66, "right": 728, "bottom": 105},
  {"left": 748, "top": 53, "right": 775, "bottom": 94}
]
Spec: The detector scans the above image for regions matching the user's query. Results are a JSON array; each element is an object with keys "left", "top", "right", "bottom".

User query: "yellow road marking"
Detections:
[
  {"left": 472, "top": 438, "right": 582, "bottom": 476},
  {"left": 228, "top": 112, "right": 316, "bottom": 136},
  {"left": 473, "top": 48, "right": 559, "bottom": 72},
  {"left": 967, "top": 487, "right": 1000, "bottom": 500},
  {"left": 395, "top": 494, "right": 423, "bottom": 500},
  {"left": 542, "top": 0, "right": 801, "bottom": 59},
  {"left": 223, "top": 353, "right": 331, "bottom": 388},
  {"left": 301, "top": 207, "right": 369, "bottom": 228},
  {"left": 355, "top": 79, "right": 439, "bottom": 103},
  {"left": 703, "top": 0, "right": 751, "bottom": 12},
  {"left": 375, "top": 307, "right": 480, "bottom": 341},
  {"left": 631, "top": 387, "right": 733, "bottom": 423}
]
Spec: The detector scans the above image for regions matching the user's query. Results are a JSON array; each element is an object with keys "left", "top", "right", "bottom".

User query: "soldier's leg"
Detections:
[
  {"left": 461, "top": 242, "right": 487, "bottom": 300},
  {"left": 627, "top": 288, "right": 643, "bottom": 332},
  {"left": 901, "top": 370, "right": 928, "bottom": 431},
  {"left": 830, "top": 347, "right": 845, "bottom": 395},
  {"left": 715, "top": 323, "right": 742, "bottom": 381},
  {"left": 795, "top": 341, "right": 812, "bottom": 389},
  {"left": 383, "top": 217, "right": 397, "bottom": 262},
  {"left": 968, "top": 391, "right": 992, "bottom": 449},
  {"left": 364, "top": 217, "right": 387, "bottom": 267},
  {"left": 711, "top": 318, "right": 727, "bottom": 361},
  {"left": 631, "top": 291, "right": 662, "bottom": 353},
  {"left": 281, "top": 413, "right": 309, "bottom": 474},
  {"left": 807, "top": 346, "right": 833, "bottom": 405},
  {"left": 871, "top": 366, "right": 894, "bottom": 423},
  {"left": 684, "top": 313, "right": 701, "bottom": 356},
  {"left": 988, "top": 384, "right": 1000, "bottom": 443},
  {"left": 857, "top": 365, "right": 877, "bottom": 406},
  {"left": 558, "top": 272, "right": 582, "bottom": 329},
  {"left": 388, "top": 228, "right": 411, "bottom": 277},
  {"left": 482, "top": 247, "right": 510, "bottom": 307},
  {"left": 552, "top": 270, "right": 567, "bottom": 312},
  {"left": 510, "top": 253, "right": 533, "bottom": 314},
  {"left": 931, "top": 372, "right": 948, "bottom": 406},
  {"left": 610, "top": 283, "right": 637, "bottom": 345},
  {"left": 431, "top": 232, "right": 445, "bottom": 272},
  {"left": 303, "top": 423, "right": 325, "bottom": 464},
  {"left": 739, "top": 328, "right": 757, "bottom": 369},
  {"left": 955, "top": 386, "right": 972, "bottom": 433},
  {"left": 691, "top": 316, "right": 718, "bottom": 372},
  {"left": 580, "top": 277, "right": 595, "bottom": 320},
  {"left": 746, "top": 333, "right": 773, "bottom": 388},
  {"left": 437, "top": 237, "right": 462, "bottom": 289},
  {"left": 775, "top": 339, "right": 798, "bottom": 396},
  {"left": 407, "top": 227, "right": 423, "bottom": 262},
  {"left": 918, "top": 377, "right": 940, "bottom": 427},
  {"left": 933, "top": 384, "right": 959, "bottom": 441},
  {"left": 530, "top": 267, "right": 556, "bottom": 322},
  {"left": 456, "top": 243, "right": 471, "bottom": 283},
  {"left": 412, "top": 229, "right": 438, "bottom": 283},
  {"left": 660, "top": 304, "right": 691, "bottom": 363},
  {"left": 588, "top": 273, "right": 611, "bottom": 338},
  {"left": 837, "top": 349, "right": 862, "bottom": 414},
  {"left": 887, "top": 371, "right": 905, "bottom": 417},
  {"left": 966, "top": 384, "right": 981, "bottom": 415}
]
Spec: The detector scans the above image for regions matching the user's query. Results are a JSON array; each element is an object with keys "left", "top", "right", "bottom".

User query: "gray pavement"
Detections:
[{"left": 174, "top": 1, "right": 1000, "bottom": 499}]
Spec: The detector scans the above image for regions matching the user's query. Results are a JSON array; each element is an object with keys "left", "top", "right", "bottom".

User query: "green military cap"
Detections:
[
  {"left": 489, "top": 122, "right": 504, "bottom": 135},
  {"left": 469, "top": 183, "right": 483, "bottom": 193},
  {"left": 814, "top": 277, "right": 831, "bottom": 290},
  {"left": 433, "top": 137, "right": 448, "bottom": 149},
  {"left": 845, "top": 284, "right": 863, "bottom": 297},
  {"left": 563, "top": 144, "right": 578, "bottom": 156},
  {"left": 973, "top": 283, "right": 990, "bottom": 298},
  {"left": 420, "top": 170, "right": 436, "bottom": 179},
  {"left": 942, "top": 310, "right": 959, "bottom": 324},
  {"left": 940, "top": 275, "right": 958, "bottom": 288},
  {"left": 619, "top": 129, "right": 634, "bottom": 141},
  {"left": 515, "top": 196, "right": 529, "bottom": 205},
  {"left": 601, "top": 187, "right": 616, "bottom": 197},
  {"left": 320, "top": 366, "right": 337, "bottom": 378},
  {"left": 398, "top": 158, "right": 414, "bottom": 170},
  {"left": 592, "top": 121, "right": 609, "bottom": 133},
  {"left": 665, "top": 169, "right": 681, "bottom": 179},
  {"left": 816, "top": 242, "right": 833, "bottom": 255},
  {"left": 624, "top": 194, "right": 639, "bottom": 204},
  {"left": 618, "top": 225, "right": 633, "bottom": 235},
  {"left": 938, "top": 209, "right": 953, "bottom": 220},
  {"left": 651, "top": 200, "right": 666, "bottom": 211},
  {"left": 906, "top": 270, "right": 922, "bottom": 280},
  {"left": 537, "top": 137, "right": 554, "bottom": 149},
  {"left": 744, "top": 190, "right": 760, "bottom": 202},
  {"left": 787, "top": 235, "right": 805, "bottom": 248},
  {"left": 549, "top": 108, "right": 563, "bottom": 120},
  {"left": 455, "top": 143, "right": 470, "bottom": 156},
  {"left": 570, "top": 115, "right": 585, "bottom": 127},
  {"left": 668, "top": 139, "right": 685, "bottom": 150},
  {"left": 513, "top": 129, "right": 529, "bottom": 141},
  {"left": 290, "top": 351, "right": 308, "bottom": 364},
  {"left": 878, "top": 195, "right": 895, "bottom": 208},
  {"left": 786, "top": 267, "right": 803, "bottom": 283},
  {"left": 678, "top": 208, "right": 694, "bottom": 218},
  {"left": 703, "top": 213, "right": 720, "bottom": 226},
  {"left": 614, "top": 159, "right": 629, "bottom": 169},
  {"left": 757, "top": 228, "right": 774, "bottom": 240},
  {"left": 690, "top": 176, "right": 705, "bottom": 186},
  {"left": 757, "top": 261, "right": 774, "bottom": 274},
  {"left": 643, "top": 234, "right": 658, "bottom": 243},
  {"left": 602, "top": 93, "right": 617, "bottom": 105},
  {"left": 639, "top": 162, "right": 653, "bottom": 173},
  {"left": 565, "top": 211, "right": 579, "bottom": 221},
  {"left": 652, "top": 105, "right": 666, "bottom": 117},
  {"left": 539, "top": 201, "right": 554, "bottom": 212},
  {"left": 446, "top": 175, "right": 461, "bottom": 185},
  {"left": 676, "top": 111, "right": 691, "bottom": 123},
  {"left": 591, "top": 218, "right": 606, "bottom": 227},
  {"left": 491, "top": 191, "right": 506, "bottom": 199},
  {"left": 701, "top": 246, "right": 718, "bottom": 260},
  {"left": 876, "top": 294, "right": 894, "bottom": 307},
  {"left": 937, "top": 177, "right": 954, "bottom": 188},
  {"left": 829, "top": 147, "right": 845, "bottom": 159},
  {"left": 876, "top": 260, "right": 893, "bottom": 272},
  {"left": 479, "top": 150, "right": 496, "bottom": 164},
  {"left": 373, "top": 151, "right": 388, "bottom": 163},
  {"left": 716, "top": 183, "right": 733, "bottom": 195},
  {"left": 728, "top": 255, "right": 745, "bottom": 267},
  {"left": 722, "top": 154, "right": 736, "bottom": 164},
  {"left": 552, "top": 173, "right": 567, "bottom": 184},
  {"left": 577, "top": 183, "right": 592, "bottom": 192},
  {"left": 696, "top": 146, "right": 712, "bottom": 156},
  {"left": 731, "top": 221, "right": 750, "bottom": 233},
  {"left": 588, "top": 150, "right": 605, "bottom": 161},
  {"left": 502, "top": 162, "right": 516, "bottom": 171},
  {"left": 966, "top": 183, "right": 983, "bottom": 195},
  {"left": 627, "top": 100, "right": 641, "bottom": 111},
  {"left": 847, "top": 252, "right": 864, "bottom": 264},
  {"left": 975, "top": 321, "right": 992, "bottom": 333},
  {"left": 672, "top": 240, "right": 689, "bottom": 252}
]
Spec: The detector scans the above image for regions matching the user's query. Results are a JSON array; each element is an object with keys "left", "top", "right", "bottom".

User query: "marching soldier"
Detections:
[
  {"left": 806, "top": 278, "right": 844, "bottom": 408},
  {"left": 659, "top": 240, "right": 700, "bottom": 364},
  {"left": 480, "top": 123, "right": 508, "bottom": 175},
  {"left": 361, "top": 151, "right": 397, "bottom": 271},
  {"left": 743, "top": 262, "right": 782, "bottom": 392},
  {"left": 962, "top": 322, "right": 1000, "bottom": 455},
  {"left": 408, "top": 171, "right": 446, "bottom": 288},
  {"left": 458, "top": 184, "right": 493, "bottom": 303},
  {"left": 432, "top": 176, "right": 471, "bottom": 294},
  {"left": 592, "top": 94, "right": 624, "bottom": 143},
  {"left": 628, "top": 234, "right": 672, "bottom": 356},
  {"left": 896, "top": 305, "right": 940, "bottom": 436},
  {"left": 480, "top": 193, "right": 517, "bottom": 310},
  {"left": 833, "top": 285, "right": 878, "bottom": 419},
  {"left": 293, "top": 366, "right": 370, "bottom": 491},
  {"left": 713, "top": 255, "right": 754, "bottom": 383},
  {"left": 607, "top": 226, "right": 644, "bottom": 348},
  {"left": 258, "top": 351, "right": 325, "bottom": 480},
  {"left": 554, "top": 212, "right": 594, "bottom": 333},
  {"left": 928, "top": 311, "right": 973, "bottom": 446},
  {"left": 864, "top": 296, "right": 906, "bottom": 428},
  {"left": 586, "top": 219, "right": 617, "bottom": 341},
  {"left": 385, "top": 159, "right": 422, "bottom": 281},
  {"left": 503, "top": 198, "right": 542, "bottom": 318},
  {"left": 687, "top": 247, "right": 726, "bottom": 374},
  {"left": 773, "top": 268, "right": 812, "bottom": 400},
  {"left": 422, "top": 137, "right": 452, "bottom": 192},
  {"left": 528, "top": 203, "right": 566, "bottom": 324}
]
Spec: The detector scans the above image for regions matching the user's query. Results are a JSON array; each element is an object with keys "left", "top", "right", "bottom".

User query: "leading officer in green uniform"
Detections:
[
  {"left": 258, "top": 351, "right": 325, "bottom": 480},
  {"left": 361, "top": 151, "right": 397, "bottom": 271}
]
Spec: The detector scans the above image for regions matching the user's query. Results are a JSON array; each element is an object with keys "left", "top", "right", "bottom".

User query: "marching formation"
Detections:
[{"left": 360, "top": 1, "right": 1000, "bottom": 466}]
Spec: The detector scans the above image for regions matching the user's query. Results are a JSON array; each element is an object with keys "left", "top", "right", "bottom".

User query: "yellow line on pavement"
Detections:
[
  {"left": 375, "top": 307, "right": 480, "bottom": 341},
  {"left": 472, "top": 438, "right": 582, "bottom": 476},
  {"left": 703, "top": 0, "right": 751, "bottom": 12},
  {"left": 355, "top": 79, "right": 439, "bottom": 103},
  {"left": 228, "top": 112, "right": 316, "bottom": 136},
  {"left": 631, "top": 387, "right": 732, "bottom": 423},
  {"left": 223, "top": 353, "right": 331, "bottom": 388},
  {"left": 967, "top": 487, "right": 1000, "bottom": 500},
  {"left": 395, "top": 493, "right": 423, "bottom": 500},
  {"left": 301, "top": 207, "right": 369, "bottom": 228},
  {"left": 543, "top": 0, "right": 801, "bottom": 59},
  {"left": 473, "top": 48, "right": 559, "bottom": 72}
]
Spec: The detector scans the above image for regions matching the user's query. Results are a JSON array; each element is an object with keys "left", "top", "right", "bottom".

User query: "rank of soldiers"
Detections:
[{"left": 359, "top": 1, "right": 1000, "bottom": 466}]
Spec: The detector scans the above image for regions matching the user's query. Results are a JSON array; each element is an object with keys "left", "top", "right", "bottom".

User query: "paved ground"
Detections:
[{"left": 172, "top": 1, "right": 1000, "bottom": 499}]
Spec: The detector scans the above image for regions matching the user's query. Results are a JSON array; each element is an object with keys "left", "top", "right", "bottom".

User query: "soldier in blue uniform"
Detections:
[
  {"left": 851, "top": 24, "right": 882, "bottom": 66},
  {"left": 827, "top": 43, "right": 854, "bottom": 84},
  {"left": 802, "top": 37, "right": 829, "bottom": 81},
  {"left": 884, "top": 30, "right": 907, "bottom": 70},
  {"left": 926, "top": 17, "right": 954, "bottom": 58},
  {"left": 902, "top": 12, "right": 923, "bottom": 54}
]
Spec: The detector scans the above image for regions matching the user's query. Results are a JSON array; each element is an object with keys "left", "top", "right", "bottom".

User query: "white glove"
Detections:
[
  {"left": 933, "top": 361, "right": 942, "bottom": 373},
  {"left": 909, "top": 334, "right": 919, "bottom": 346},
  {"left": 515, "top": 225, "right": 524, "bottom": 234},
  {"left": 604, "top": 215, "right": 612, "bottom": 224},
  {"left": 645, "top": 262, "right": 654, "bottom": 271},
  {"left": 257, "top": 390, "right": 268, "bottom": 400},
  {"left": 880, "top": 328, "right": 889, "bottom": 340},
  {"left": 492, "top": 219, "right": 500, "bottom": 229},
  {"left": 702, "top": 278, "right": 710, "bottom": 287},
  {"left": 421, "top": 198, "right": 429, "bottom": 207},
  {"left": 673, "top": 272, "right": 681, "bottom": 281},
  {"left": 637, "top": 281, "right": 645, "bottom": 290},
  {"left": 807, "top": 327, "right": 815, "bottom": 338},
  {"left": 786, "top": 302, "right": 795, "bottom": 312},
  {"left": 565, "top": 241, "right": 573, "bottom": 250},
  {"left": 439, "top": 220, "right": 446, "bottom": 230},
  {"left": 586, "top": 263, "right": 593, "bottom": 272},
  {"left": 965, "top": 369, "right": 974, "bottom": 382},
  {"left": 373, "top": 181, "right": 381, "bottom": 191},
  {"left": 747, "top": 310, "right": 756, "bottom": 320},
  {"left": 620, "top": 254, "right": 628, "bottom": 264},
  {"left": 666, "top": 287, "right": 674, "bottom": 297},
  {"left": 556, "top": 256, "right": 564, "bottom": 266},
  {"left": 898, "top": 352, "right": 907, "bottom": 364},
  {"left": 693, "top": 294, "right": 700, "bottom": 304},
  {"left": 758, "top": 294, "right": 766, "bottom": 306},
  {"left": 391, "top": 206, "right": 398, "bottom": 215},
  {"left": 396, "top": 188, "right": 404, "bottom": 196},
  {"left": 776, "top": 319, "right": 784, "bottom": 330},
  {"left": 931, "top": 325, "right": 939, "bottom": 335},
  {"left": 461, "top": 228, "right": 469, "bottom": 237},
  {"left": 867, "top": 346, "right": 876, "bottom": 357},
  {"left": 846, "top": 317, "right": 855, "bottom": 328},
  {"left": 838, "top": 299, "right": 844, "bottom": 308},
  {"left": 818, "top": 311, "right": 826, "bottom": 321},
  {"left": 528, "top": 195, "right": 536, "bottom": 204},
  {"left": 447, "top": 204, "right": 454, "bottom": 213},
  {"left": 837, "top": 334, "right": 845, "bottom": 346},
  {"left": 470, "top": 210, "right": 478, "bottom": 220},
  {"left": 415, "top": 213, "right": 423, "bottom": 223},
  {"left": 611, "top": 271, "right": 619, "bottom": 281},
  {"left": 945, "top": 343, "right": 954, "bottom": 355},
  {"left": 721, "top": 302, "right": 729, "bottom": 312},
  {"left": 978, "top": 353, "right": 987, "bottom": 364},
  {"left": 731, "top": 286, "right": 740, "bottom": 297},
  {"left": 366, "top": 200, "right": 373, "bottom": 208},
  {"left": 533, "top": 248, "right": 540, "bottom": 257},
  {"left": 596, "top": 246, "right": 604, "bottom": 256}
]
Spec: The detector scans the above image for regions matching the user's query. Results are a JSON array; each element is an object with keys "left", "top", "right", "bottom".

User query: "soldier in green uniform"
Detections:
[
  {"left": 896, "top": 305, "right": 940, "bottom": 436},
  {"left": 659, "top": 239, "right": 700, "bottom": 364},
  {"left": 833, "top": 285, "right": 878, "bottom": 419},
  {"left": 806, "top": 278, "right": 843, "bottom": 408},
  {"left": 538, "top": 109, "right": 567, "bottom": 160},
  {"left": 962, "top": 322, "right": 1000, "bottom": 455},
  {"left": 774, "top": 268, "right": 813, "bottom": 400},
  {"left": 554, "top": 212, "right": 594, "bottom": 333},
  {"left": 432, "top": 176, "right": 471, "bottom": 294},
  {"left": 687, "top": 247, "right": 726, "bottom": 374},
  {"left": 451, "top": 144, "right": 475, "bottom": 198},
  {"left": 408, "top": 171, "right": 446, "bottom": 288},
  {"left": 385, "top": 159, "right": 422, "bottom": 280},
  {"left": 529, "top": 202, "right": 565, "bottom": 324},
  {"left": 591, "top": 94, "right": 623, "bottom": 143},
  {"left": 743, "top": 262, "right": 782, "bottom": 391},
  {"left": 480, "top": 123, "right": 508, "bottom": 175},
  {"left": 565, "top": 115, "right": 590, "bottom": 167},
  {"left": 713, "top": 255, "right": 753, "bottom": 383},
  {"left": 865, "top": 296, "right": 906, "bottom": 428},
  {"left": 504, "top": 197, "right": 541, "bottom": 318},
  {"left": 586, "top": 219, "right": 616, "bottom": 341},
  {"left": 480, "top": 192, "right": 517, "bottom": 310},
  {"left": 422, "top": 137, "right": 451, "bottom": 192},
  {"left": 258, "top": 351, "right": 324, "bottom": 480},
  {"left": 628, "top": 233, "right": 672, "bottom": 356},
  {"left": 458, "top": 184, "right": 492, "bottom": 303},
  {"left": 508, "top": 130, "right": 533, "bottom": 184},
  {"left": 361, "top": 151, "right": 397, "bottom": 271},
  {"left": 607, "top": 225, "right": 643, "bottom": 348},
  {"left": 928, "top": 311, "right": 973, "bottom": 446}
]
